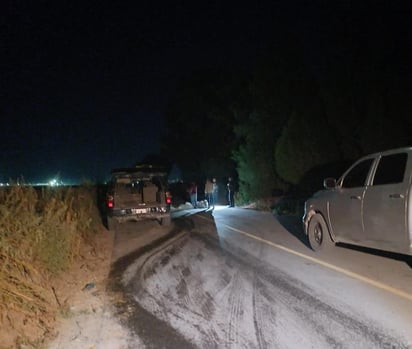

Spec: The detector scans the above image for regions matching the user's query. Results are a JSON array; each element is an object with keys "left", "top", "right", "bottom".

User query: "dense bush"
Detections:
[{"left": 0, "top": 184, "right": 103, "bottom": 348}]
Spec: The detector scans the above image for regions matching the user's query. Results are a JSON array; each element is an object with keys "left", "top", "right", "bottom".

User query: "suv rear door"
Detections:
[{"left": 362, "top": 151, "right": 409, "bottom": 252}]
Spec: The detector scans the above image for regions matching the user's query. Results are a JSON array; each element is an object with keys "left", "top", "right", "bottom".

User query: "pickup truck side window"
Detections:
[
  {"left": 341, "top": 158, "right": 374, "bottom": 188},
  {"left": 372, "top": 153, "right": 407, "bottom": 185}
]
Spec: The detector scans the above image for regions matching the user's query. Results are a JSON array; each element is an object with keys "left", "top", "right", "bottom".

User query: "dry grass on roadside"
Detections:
[{"left": 0, "top": 184, "right": 104, "bottom": 349}]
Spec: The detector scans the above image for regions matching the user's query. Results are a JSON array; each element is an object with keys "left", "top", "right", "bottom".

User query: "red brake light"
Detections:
[
  {"left": 166, "top": 192, "right": 172, "bottom": 205},
  {"left": 107, "top": 195, "right": 114, "bottom": 208}
]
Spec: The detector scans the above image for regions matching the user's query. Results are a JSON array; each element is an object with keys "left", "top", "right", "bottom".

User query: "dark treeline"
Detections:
[{"left": 161, "top": 4, "right": 411, "bottom": 202}]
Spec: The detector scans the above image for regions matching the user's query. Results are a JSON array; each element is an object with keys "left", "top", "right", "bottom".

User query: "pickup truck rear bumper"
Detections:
[{"left": 108, "top": 206, "right": 170, "bottom": 222}]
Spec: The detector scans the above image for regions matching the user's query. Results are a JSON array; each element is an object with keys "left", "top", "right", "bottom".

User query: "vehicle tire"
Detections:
[
  {"left": 161, "top": 216, "right": 171, "bottom": 226},
  {"left": 307, "top": 213, "right": 333, "bottom": 251},
  {"left": 107, "top": 216, "right": 117, "bottom": 231}
]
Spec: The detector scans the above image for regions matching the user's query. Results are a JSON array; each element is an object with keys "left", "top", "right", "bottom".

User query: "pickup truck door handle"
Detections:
[
  {"left": 350, "top": 195, "right": 362, "bottom": 200},
  {"left": 389, "top": 193, "right": 404, "bottom": 199}
]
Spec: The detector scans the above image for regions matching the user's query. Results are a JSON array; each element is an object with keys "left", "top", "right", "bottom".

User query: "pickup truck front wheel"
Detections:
[{"left": 307, "top": 213, "right": 333, "bottom": 251}]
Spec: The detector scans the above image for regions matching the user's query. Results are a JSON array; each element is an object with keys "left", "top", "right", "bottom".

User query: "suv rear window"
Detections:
[{"left": 372, "top": 153, "right": 407, "bottom": 185}]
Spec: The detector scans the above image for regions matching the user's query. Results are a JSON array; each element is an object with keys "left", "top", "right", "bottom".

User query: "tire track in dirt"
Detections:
[
  {"left": 133, "top": 230, "right": 223, "bottom": 347},
  {"left": 200, "top": 327, "right": 220, "bottom": 349},
  {"left": 252, "top": 276, "right": 268, "bottom": 349},
  {"left": 226, "top": 271, "right": 243, "bottom": 348},
  {"left": 108, "top": 224, "right": 197, "bottom": 348},
  {"left": 176, "top": 266, "right": 191, "bottom": 308},
  {"left": 200, "top": 291, "right": 215, "bottom": 321}
]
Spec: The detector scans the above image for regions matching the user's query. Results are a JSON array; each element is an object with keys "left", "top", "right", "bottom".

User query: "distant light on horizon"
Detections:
[{"left": 49, "top": 179, "right": 57, "bottom": 186}]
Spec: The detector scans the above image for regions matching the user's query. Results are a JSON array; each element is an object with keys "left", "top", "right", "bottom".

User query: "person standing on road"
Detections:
[
  {"left": 189, "top": 182, "right": 198, "bottom": 208},
  {"left": 204, "top": 178, "right": 214, "bottom": 208},
  {"left": 212, "top": 177, "right": 218, "bottom": 206},
  {"left": 227, "top": 177, "right": 235, "bottom": 207}
]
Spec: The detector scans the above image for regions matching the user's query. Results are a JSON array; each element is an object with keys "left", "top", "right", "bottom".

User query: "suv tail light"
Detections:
[
  {"left": 166, "top": 191, "right": 172, "bottom": 205},
  {"left": 107, "top": 195, "right": 114, "bottom": 208}
]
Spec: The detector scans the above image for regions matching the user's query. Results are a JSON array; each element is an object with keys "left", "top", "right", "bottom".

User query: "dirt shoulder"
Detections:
[
  {"left": 46, "top": 214, "right": 197, "bottom": 349},
  {"left": 45, "top": 228, "right": 135, "bottom": 349}
]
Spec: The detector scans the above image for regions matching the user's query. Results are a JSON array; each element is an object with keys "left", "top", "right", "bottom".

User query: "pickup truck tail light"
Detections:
[
  {"left": 107, "top": 195, "right": 114, "bottom": 208},
  {"left": 166, "top": 191, "right": 172, "bottom": 205}
]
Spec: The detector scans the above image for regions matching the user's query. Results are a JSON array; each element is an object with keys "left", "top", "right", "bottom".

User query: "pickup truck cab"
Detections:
[
  {"left": 106, "top": 165, "right": 172, "bottom": 228},
  {"left": 303, "top": 147, "right": 412, "bottom": 256}
]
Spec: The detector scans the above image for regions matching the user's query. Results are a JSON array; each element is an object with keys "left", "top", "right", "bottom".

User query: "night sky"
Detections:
[{"left": 2, "top": 1, "right": 410, "bottom": 184}]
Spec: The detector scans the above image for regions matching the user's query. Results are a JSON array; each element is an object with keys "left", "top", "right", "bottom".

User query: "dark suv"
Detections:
[{"left": 106, "top": 165, "right": 172, "bottom": 229}]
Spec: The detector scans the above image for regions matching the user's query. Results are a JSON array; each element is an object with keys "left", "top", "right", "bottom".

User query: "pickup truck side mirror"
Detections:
[{"left": 323, "top": 178, "right": 337, "bottom": 189}]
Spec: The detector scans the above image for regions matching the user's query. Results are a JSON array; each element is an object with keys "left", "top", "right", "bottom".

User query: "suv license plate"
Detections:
[{"left": 132, "top": 208, "right": 147, "bottom": 214}]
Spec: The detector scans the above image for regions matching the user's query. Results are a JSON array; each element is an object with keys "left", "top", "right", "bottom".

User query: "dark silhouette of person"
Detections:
[{"left": 227, "top": 177, "right": 235, "bottom": 207}]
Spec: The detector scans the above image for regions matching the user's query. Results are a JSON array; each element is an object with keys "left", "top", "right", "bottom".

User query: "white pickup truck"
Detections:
[{"left": 303, "top": 147, "right": 412, "bottom": 256}]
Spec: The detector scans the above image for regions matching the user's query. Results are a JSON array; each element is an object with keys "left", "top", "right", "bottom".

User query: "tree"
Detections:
[
  {"left": 233, "top": 111, "right": 286, "bottom": 202},
  {"left": 275, "top": 109, "right": 339, "bottom": 189},
  {"left": 232, "top": 39, "right": 316, "bottom": 201}
]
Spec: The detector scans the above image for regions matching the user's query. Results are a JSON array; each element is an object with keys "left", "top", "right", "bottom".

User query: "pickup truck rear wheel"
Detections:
[
  {"left": 307, "top": 213, "right": 333, "bottom": 251},
  {"left": 161, "top": 216, "right": 171, "bottom": 226},
  {"left": 107, "top": 217, "right": 118, "bottom": 231}
]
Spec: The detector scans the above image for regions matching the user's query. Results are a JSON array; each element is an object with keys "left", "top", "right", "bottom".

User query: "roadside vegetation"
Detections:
[{"left": 0, "top": 184, "right": 104, "bottom": 349}]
